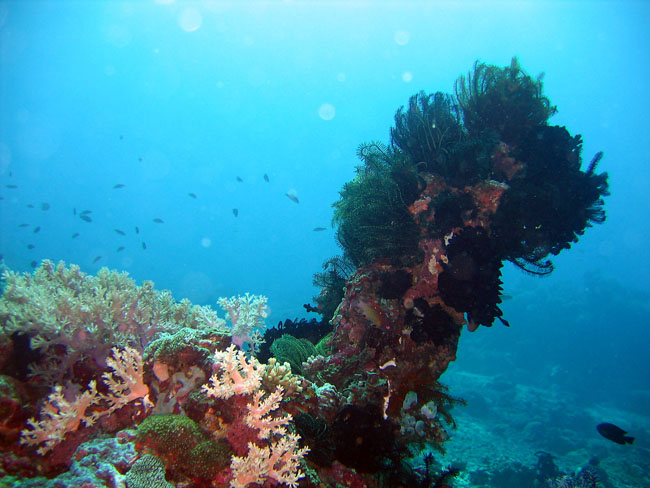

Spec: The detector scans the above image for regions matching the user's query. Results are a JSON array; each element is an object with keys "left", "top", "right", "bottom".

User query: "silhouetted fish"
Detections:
[
  {"left": 135, "top": 226, "right": 140, "bottom": 234},
  {"left": 72, "top": 233, "right": 80, "bottom": 239},
  {"left": 80, "top": 215, "right": 92, "bottom": 222},
  {"left": 138, "top": 157, "right": 142, "bottom": 162},
  {"left": 5, "top": 184, "right": 17, "bottom": 189},
  {"left": 40, "top": 202, "right": 50, "bottom": 210},
  {"left": 236, "top": 176, "right": 243, "bottom": 182},
  {"left": 113, "top": 183, "right": 125, "bottom": 189},
  {"left": 114, "top": 229, "right": 126, "bottom": 235},
  {"left": 27, "top": 244, "right": 35, "bottom": 249},
  {"left": 30, "top": 260, "right": 37, "bottom": 268},
  {"left": 92, "top": 256, "right": 102, "bottom": 263},
  {"left": 313, "top": 227, "right": 326, "bottom": 232},
  {"left": 285, "top": 191, "right": 299, "bottom": 204},
  {"left": 33, "top": 226, "right": 40, "bottom": 233},
  {"left": 119, "top": 135, "right": 123, "bottom": 140},
  {"left": 142, "top": 242, "right": 147, "bottom": 250},
  {"left": 18, "top": 223, "right": 29, "bottom": 228},
  {"left": 188, "top": 192, "right": 197, "bottom": 199},
  {"left": 232, "top": 208, "right": 238, "bottom": 217},
  {"left": 73, "top": 208, "right": 76, "bottom": 215},
  {"left": 153, "top": 218, "right": 164, "bottom": 224},
  {"left": 264, "top": 174, "right": 270, "bottom": 182},
  {"left": 597, "top": 423, "right": 634, "bottom": 445},
  {"left": 80, "top": 210, "right": 92, "bottom": 215},
  {"left": 117, "top": 246, "right": 125, "bottom": 252},
  {"left": 26, "top": 204, "right": 34, "bottom": 208}
]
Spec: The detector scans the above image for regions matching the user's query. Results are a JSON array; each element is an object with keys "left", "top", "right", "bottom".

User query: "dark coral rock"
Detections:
[
  {"left": 332, "top": 404, "right": 396, "bottom": 473},
  {"left": 438, "top": 227, "right": 507, "bottom": 327}
]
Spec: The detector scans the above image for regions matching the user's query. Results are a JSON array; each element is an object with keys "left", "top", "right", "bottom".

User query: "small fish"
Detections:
[
  {"left": 5, "top": 184, "right": 17, "bottom": 189},
  {"left": 153, "top": 218, "right": 164, "bottom": 224},
  {"left": 113, "top": 183, "right": 125, "bottom": 189},
  {"left": 18, "top": 223, "right": 30, "bottom": 228},
  {"left": 80, "top": 210, "right": 92, "bottom": 215},
  {"left": 142, "top": 242, "right": 147, "bottom": 250},
  {"left": 313, "top": 227, "right": 326, "bottom": 232},
  {"left": 27, "top": 244, "right": 35, "bottom": 249},
  {"left": 135, "top": 226, "right": 140, "bottom": 234},
  {"left": 188, "top": 192, "right": 197, "bottom": 199},
  {"left": 80, "top": 215, "right": 92, "bottom": 222},
  {"left": 72, "top": 233, "right": 80, "bottom": 239},
  {"left": 114, "top": 229, "right": 126, "bottom": 235},
  {"left": 117, "top": 246, "right": 125, "bottom": 252},
  {"left": 285, "top": 191, "right": 299, "bottom": 204},
  {"left": 33, "top": 226, "right": 40, "bottom": 233},
  {"left": 232, "top": 208, "right": 239, "bottom": 217},
  {"left": 40, "top": 202, "right": 50, "bottom": 211},
  {"left": 236, "top": 176, "right": 243, "bottom": 182},
  {"left": 597, "top": 423, "right": 634, "bottom": 445},
  {"left": 501, "top": 293, "right": 513, "bottom": 300},
  {"left": 138, "top": 157, "right": 143, "bottom": 162},
  {"left": 263, "top": 173, "right": 270, "bottom": 182},
  {"left": 119, "top": 135, "right": 123, "bottom": 140},
  {"left": 73, "top": 208, "right": 76, "bottom": 215},
  {"left": 30, "top": 260, "right": 37, "bottom": 268},
  {"left": 26, "top": 204, "right": 34, "bottom": 208},
  {"left": 92, "top": 256, "right": 102, "bottom": 263}
]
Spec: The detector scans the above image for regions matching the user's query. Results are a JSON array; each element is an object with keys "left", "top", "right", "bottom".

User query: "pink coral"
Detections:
[
  {"left": 202, "top": 344, "right": 262, "bottom": 399},
  {"left": 245, "top": 387, "right": 291, "bottom": 440},
  {"left": 229, "top": 433, "right": 309, "bottom": 488},
  {"left": 103, "top": 346, "right": 151, "bottom": 412},
  {"left": 20, "top": 382, "right": 100, "bottom": 455},
  {"left": 20, "top": 347, "right": 150, "bottom": 455}
]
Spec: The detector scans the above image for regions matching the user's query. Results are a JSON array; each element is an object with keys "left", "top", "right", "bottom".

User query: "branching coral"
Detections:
[
  {"left": 20, "top": 347, "right": 149, "bottom": 455},
  {"left": 201, "top": 344, "right": 309, "bottom": 488},
  {"left": 218, "top": 293, "right": 269, "bottom": 352},
  {"left": 0, "top": 260, "right": 228, "bottom": 384}
]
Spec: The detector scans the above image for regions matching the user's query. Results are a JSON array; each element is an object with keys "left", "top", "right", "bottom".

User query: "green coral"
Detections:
[
  {"left": 332, "top": 142, "right": 422, "bottom": 267},
  {"left": 312, "top": 256, "right": 355, "bottom": 323},
  {"left": 0, "top": 260, "right": 227, "bottom": 383},
  {"left": 144, "top": 327, "right": 221, "bottom": 370},
  {"left": 314, "top": 333, "right": 333, "bottom": 357},
  {"left": 126, "top": 455, "right": 175, "bottom": 488},
  {"left": 270, "top": 334, "right": 318, "bottom": 375},
  {"left": 135, "top": 414, "right": 230, "bottom": 480}
]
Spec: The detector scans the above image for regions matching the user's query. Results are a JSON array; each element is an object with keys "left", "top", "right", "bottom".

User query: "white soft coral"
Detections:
[{"left": 202, "top": 344, "right": 262, "bottom": 399}]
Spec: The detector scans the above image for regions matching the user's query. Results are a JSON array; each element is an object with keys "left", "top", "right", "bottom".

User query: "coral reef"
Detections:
[{"left": 0, "top": 59, "right": 610, "bottom": 487}]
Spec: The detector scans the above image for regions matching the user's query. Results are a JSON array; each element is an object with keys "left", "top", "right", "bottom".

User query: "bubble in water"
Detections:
[
  {"left": 402, "top": 71, "right": 413, "bottom": 83},
  {"left": 394, "top": 30, "right": 410, "bottom": 46},
  {"left": 201, "top": 237, "right": 212, "bottom": 248},
  {"left": 318, "top": 103, "right": 336, "bottom": 121},
  {"left": 179, "top": 8, "right": 202, "bottom": 32}
]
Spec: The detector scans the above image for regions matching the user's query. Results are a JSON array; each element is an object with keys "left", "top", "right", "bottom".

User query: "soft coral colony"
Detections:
[{"left": 0, "top": 58, "right": 608, "bottom": 487}]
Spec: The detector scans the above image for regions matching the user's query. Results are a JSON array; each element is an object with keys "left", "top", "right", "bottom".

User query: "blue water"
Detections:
[{"left": 1, "top": 1, "right": 649, "bottom": 484}]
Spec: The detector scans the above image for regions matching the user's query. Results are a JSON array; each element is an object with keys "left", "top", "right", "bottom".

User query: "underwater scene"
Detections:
[{"left": 0, "top": 1, "right": 649, "bottom": 487}]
